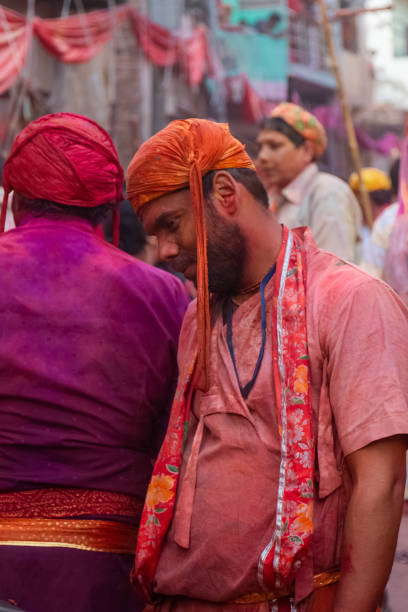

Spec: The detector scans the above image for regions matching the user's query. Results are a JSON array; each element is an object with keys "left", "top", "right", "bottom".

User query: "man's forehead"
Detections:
[
  {"left": 140, "top": 189, "right": 190, "bottom": 228},
  {"left": 257, "top": 129, "right": 288, "bottom": 143}
]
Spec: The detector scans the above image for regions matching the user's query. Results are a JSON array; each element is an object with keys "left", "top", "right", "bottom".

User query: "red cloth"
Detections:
[
  {"left": 129, "top": 14, "right": 213, "bottom": 86},
  {"left": 33, "top": 6, "right": 128, "bottom": 63},
  {"left": 288, "top": 0, "right": 304, "bottom": 12},
  {"left": 0, "top": 7, "right": 213, "bottom": 93},
  {"left": 0, "top": 7, "right": 30, "bottom": 94},
  {"left": 2, "top": 112, "right": 124, "bottom": 208},
  {"left": 179, "top": 25, "right": 213, "bottom": 87},
  {"left": 130, "top": 13, "right": 178, "bottom": 66},
  {"left": 240, "top": 75, "right": 274, "bottom": 123}
]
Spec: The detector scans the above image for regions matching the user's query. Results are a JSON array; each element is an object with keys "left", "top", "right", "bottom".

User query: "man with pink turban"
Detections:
[
  {"left": 256, "top": 103, "right": 362, "bottom": 262},
  {"left": 0, "top": 113, "right": 189, "bottom": 612}
]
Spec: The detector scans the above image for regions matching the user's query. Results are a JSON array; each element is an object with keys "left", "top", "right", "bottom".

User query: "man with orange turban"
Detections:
[
  {"left": 0, "top": 113, "right": 189, "bottom": 612},
  {"left": 126, "top": 117, "right": 408, "bottom": 612},
  {"left": 256, "top": 102, "right": 362, "bottom": 262}
]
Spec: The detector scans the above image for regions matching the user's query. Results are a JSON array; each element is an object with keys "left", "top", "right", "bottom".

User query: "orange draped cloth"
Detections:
[{"left": 127, "top": 118, "right": 254, "bottom": 389}]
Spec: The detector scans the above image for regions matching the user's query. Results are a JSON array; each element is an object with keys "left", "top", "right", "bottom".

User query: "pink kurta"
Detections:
[{"left": 152, "top": 228, "right": 408, "bottom": 611}]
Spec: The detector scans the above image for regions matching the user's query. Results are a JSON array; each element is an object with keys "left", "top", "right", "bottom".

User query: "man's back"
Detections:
[{"left": 0, "top": 215, "right": 188, "bottom": 498}]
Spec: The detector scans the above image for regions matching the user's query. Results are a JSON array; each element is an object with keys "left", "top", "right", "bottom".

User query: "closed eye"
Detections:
[
  {"left": 267, "top": 142, "right": 283, "bottom": 151},
  {"left": 152, "top": 212, "right": 181, "bottom": 235},
  {"left": 167, "top": 219, "right": 179, "bottom": 232}
]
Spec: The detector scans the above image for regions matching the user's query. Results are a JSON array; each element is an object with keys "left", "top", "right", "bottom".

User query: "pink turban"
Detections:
[{"left": 1, "top": 112, "right": 124, "bottom": 241}]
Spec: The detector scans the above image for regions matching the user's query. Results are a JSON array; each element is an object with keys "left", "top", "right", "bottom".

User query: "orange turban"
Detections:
[
  {"left": 126, "top": 118, "right": 254, "bottom": 209},
  {"left": 269, "top": 102, "right": 327, "bottom": 158},
  {"left": 126, "top": 118, "right": 255, "bottom": 390}
]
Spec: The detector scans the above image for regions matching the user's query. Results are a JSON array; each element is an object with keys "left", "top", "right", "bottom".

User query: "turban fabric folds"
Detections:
[
  {"left": 1, "top": 113, "right": 124, "bottom": 245},
  {"left": 270, "top": 102, "right": 327, "bottom": 158},
  {"left": 126, "top": 119, "right": 255, "bottom": 208},
  {"left": 126, "top": 118, "right": 255, "bottom": 390}
]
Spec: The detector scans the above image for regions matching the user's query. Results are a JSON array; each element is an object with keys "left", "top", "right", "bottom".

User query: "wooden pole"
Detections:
[
  {"left": 317, "top": 0, "right": 373, "bottom": 228},
  {"left": 330, "top": 5, "right": 392, "bottom": 21}
]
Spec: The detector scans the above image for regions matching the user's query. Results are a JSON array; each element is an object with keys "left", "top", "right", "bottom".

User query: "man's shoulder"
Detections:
[
  {"left": 311, "top": 170, "right": 354, "bottom": 197},
  {"left": 109, "top": 248, "right": 189, "bottom": 306},
  {"left": 180, "top": 299, "right": 197, "bottom": 332},
  {"left": 314, "top": 170, "right": 349, "bottom": 187},
  {"left": 304, "top": 240, "right": 408, "bottom": 361},
  {"left": 176, "top": 299, "right": 198, "bottom": 369},
  {"left": 303, "top": 170, "right": 361, "bottom": 228},
  {"left": 374, "top": 202, "right": 399, "bottom": 229},
  {"left": 2, "top": 222, "right": 186, "bottom": 303},
  {"left": 305, "top": 234, "right": 389, "bottom": 302}
]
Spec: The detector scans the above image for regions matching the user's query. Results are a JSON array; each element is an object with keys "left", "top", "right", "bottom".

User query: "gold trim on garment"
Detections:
[
  {"left": 0, "top": 518, "right": 138, "bottom": 554},
  {"left": 231, "top": 569, "right": 340, "bottom": 604}
]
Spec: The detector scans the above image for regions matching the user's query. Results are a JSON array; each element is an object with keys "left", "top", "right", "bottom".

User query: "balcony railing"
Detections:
[{"left": 289, "top": 16, "right": 330, "bottom": 72}]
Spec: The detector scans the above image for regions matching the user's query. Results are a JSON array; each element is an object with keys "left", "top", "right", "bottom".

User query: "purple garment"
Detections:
[
  {"left": 0, "top": 547, "right": 143, "bottom": 612},
  {"left": 0, "top": 214, "right": 189, "bottom": 611},
  {"left": 0, "top": 215, "right": 188, "bottom": 497}
]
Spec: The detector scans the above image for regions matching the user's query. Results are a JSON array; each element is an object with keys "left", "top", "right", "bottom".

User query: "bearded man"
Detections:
[
  {"left": 126, "top": 118, "right": 408, "bottom": 612},
  {"left": 256, "top": 103, "right": 361, "bottom": 263},
  {"left": 0, "top": 113, "right": 188, "bottom": 612}
]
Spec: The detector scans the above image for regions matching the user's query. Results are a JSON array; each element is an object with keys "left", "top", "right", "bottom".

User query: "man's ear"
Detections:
[
  {"left": 302, "top": 140, "right": 315, "bottom": 164},
  {"left": 11, "top": 192, "right": 25, "bottom": 226},
  {"left": 210, "top": 171, "right": 238, "bottom": 216}
]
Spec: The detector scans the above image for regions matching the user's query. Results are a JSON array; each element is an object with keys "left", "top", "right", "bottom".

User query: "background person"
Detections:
[
  {"left": 256, "top": 102, "right": 362, "bottom": 262},
  {"left": 349, "top": 166, "right": 393, "bottom": 265},
  {"left": 359, "top": 160, "right": 400, "bottom": 279}
]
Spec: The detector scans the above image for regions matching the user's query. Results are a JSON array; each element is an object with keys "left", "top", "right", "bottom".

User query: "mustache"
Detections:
[{"left": 170, "top": 252, "right": 196, "bottom": 273}]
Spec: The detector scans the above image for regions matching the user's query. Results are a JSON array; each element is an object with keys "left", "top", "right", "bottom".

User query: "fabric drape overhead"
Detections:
[
  {"left": 129, "top": 13, "right": 179, "bottom": 66},
  {"left": 33, "top": 6, "right": 129, "bottom": 63},
  {"left": 0, "top": 7, "right": 30, "bottom": 95},
  {"left": 0, "top": 6, "right": 214, "bottom": 95},
  {"left": 0, "top": 4, "right": 404, "bottom": 150}
]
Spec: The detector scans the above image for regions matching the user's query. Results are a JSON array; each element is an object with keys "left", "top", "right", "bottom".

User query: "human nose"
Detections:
[
  {"left": 157, "top": 235, "right": 179, "bottom": 261},
  {"left": 257, "top": 145, "right": 270, "bottom": 164}
]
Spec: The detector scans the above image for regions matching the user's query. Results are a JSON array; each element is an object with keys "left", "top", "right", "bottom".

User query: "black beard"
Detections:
[
  {"left": 205, "top": 205, "right": 247, "bottom": 295},
  {"left": 169, "top": 202, "right": 247, "bottom": 295}
]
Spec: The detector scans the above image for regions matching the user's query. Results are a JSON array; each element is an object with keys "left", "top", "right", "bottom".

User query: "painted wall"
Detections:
[
  {"left": 365, "top": 0, "right": 408, "bottom": 111},
  {"left": 218, "top": 1, "right": 288, "bottom": 99}
]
